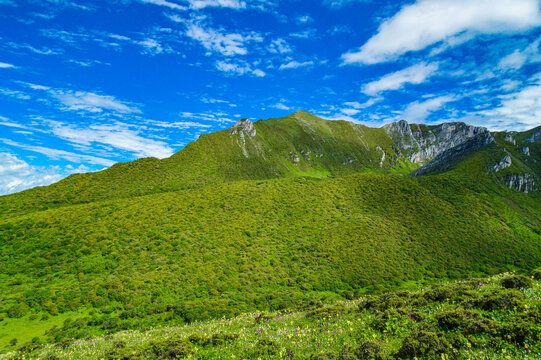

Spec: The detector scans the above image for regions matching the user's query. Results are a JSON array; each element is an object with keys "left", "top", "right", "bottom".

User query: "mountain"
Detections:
[
  {"left": 2, "top": 110, "right": 538, "bottom": 216},
  {"left": 0, "top": 111, "right": 539, "bottom": 350}
]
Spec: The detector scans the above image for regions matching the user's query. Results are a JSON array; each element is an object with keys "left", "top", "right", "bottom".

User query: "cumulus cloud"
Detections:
[
  {"left": 52, "top": 91, "right": 141, "bottom": 113},
  {"left": 216, "top": 60, "right": 265, "bottom": 76},
  {"left": 479, "top": 73, "right": 541, "bottom": 130},
  {"left": 0, "top": 138, "right": 115, "bottom": 166},
  {"left": 0, "top": 62, "right": 16, "bottom": 68},
  {"left": 279, "top": 60, "right": 314, "bottom": 70},
  {"left": 139, "top": 0, "right": 187, "bottom": 10},
  {"left": 342, "top": 0, "right": 541, "bottom": 64},
  {"left": 296, "top": 15, "right": 313, "bottom": 24},
  {"left": 498, "top": 37, "right": 541, "bottom": 70},
  {"left": 402, "top": 95, "right": 456, "bottom": 122},
  {"left": 47, "top": 122, "right": 174, "bottom": 159},
  {"left": 185, "top": 23, "right": 262, "bottom": 56},
  {"left": 323, "top": 0, "right": 369, "bottom": 8},
  {"left": 0, "top": 153, "right": 66, "bottom": 195},
  {"left": 267, "top": 38, "right": 292, "bottom": 54},
  {"left": 363, "top": 62, "right": 438, "bottom": 95}
]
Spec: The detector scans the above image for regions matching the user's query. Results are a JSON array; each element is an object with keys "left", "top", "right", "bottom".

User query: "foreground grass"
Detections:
[{"left": 2, "top": 272, "right": 539, "bottom": 359}]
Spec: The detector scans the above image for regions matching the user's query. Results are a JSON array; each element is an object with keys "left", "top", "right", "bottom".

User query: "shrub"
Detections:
[
  {"left": 246, "top": 338, "right": 277, "bottom": 357},
  {"left": 352, "top": 341, "right": 387, "bottom": 360},
  {"left": 531, "top": 268, "right": 541, "bottom": 280},
  {"left": 306, "top": 304, "right": 349, "bottom": 319},
  {"left": 476, "top": 289, "right": 526, "bottom": 310},
  {"left": 435, "top": 308, "right": 500, "bottom": 334},
  {"left": 501, "top": 275, "right": 533, "bottom": 289},
  {"left": 310, "top": 351, "right": 338, "bottom": 359},
  {"left": 502, "top": 308, "right": 541, "bottom": 344},
  {"left": 9, "top": 338, "right": 17, "bottom": 346},
  {"left": 397, "top": 330, "right": 451, "bottom": 358}
]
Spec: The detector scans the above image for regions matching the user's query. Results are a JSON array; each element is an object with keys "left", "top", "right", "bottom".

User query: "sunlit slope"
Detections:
[
  {"left": 0, "top": 111, "right": 413, "bottom": 217},
  {"left": 0, "top": 171, "right": 540, "bottom": 346}
]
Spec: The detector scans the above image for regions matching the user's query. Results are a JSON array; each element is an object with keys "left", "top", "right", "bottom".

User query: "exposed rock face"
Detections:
[
  {"left": 412, "top": 132, "right": 495, "bottom": 176},
  {"left": 384, "top": 120, "right": 492, "bottom": 164},
  {"left": 524, "top": 129, "right": 541, "bottom": 143},
  {"left": 504, "top": 132, "right": 517, "bottom": 145},
  {"left": 491, "top": 154, "right": 512, "bottom": 172},
  {"left": 504, "top": 173, "right": 537, "bottom": 193},
  {"left": 229, "top": 118, "right": 256, "bottom": 137},
  {"left": 518, "top": 147, "right": 530, "bottom": 156}
]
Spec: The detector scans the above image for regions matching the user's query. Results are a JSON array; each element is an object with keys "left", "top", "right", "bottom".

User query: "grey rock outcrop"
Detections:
[
  {"left": 491, "top": 154, "right": 512, "bottom": 173},
  {"left": 504, "top": 132, "right": 517, "bottom": 145},
  {"left": 412, "top": 132, "right": 495, "bottom": 176},
  {"left": 517, "top": 147, "right": 530, "bottom": 156},
  {"left": 524, "top": 129, "right": 541, "bottom": 143},
  {"left": 229, "top": 118, "right": 256, "bottom": 137},
  {"left": 385, "top": 120, "right": 492, "bottom": 164},
  {"left": 504, "top": 173, "right": 537, "bottom": 193}
]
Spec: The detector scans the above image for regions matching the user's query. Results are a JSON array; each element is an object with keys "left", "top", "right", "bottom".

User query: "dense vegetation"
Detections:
[
  {"left": 1, "top": 272, "right": 539, "bottom": 359},
  {"left": 0, "top": 111, "right": 418, "bottom": 217},
  {"left": 1, "top": 169, "right": 540, "bottom": 349},
  {"left": 0, "top": 112, "right": 539, "bottom": 353}
]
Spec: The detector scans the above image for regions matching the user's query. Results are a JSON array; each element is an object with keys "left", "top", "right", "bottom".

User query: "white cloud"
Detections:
[
  {"left": 272, "top": 102, "right": 290, "bottom": 110},
  {"left": 296, "top": 15, "right": 313, "bottom": 24},
  {"left": 139, "top": 0, "right": 186, "bottom": 10},
  {"left": 20, "top": 83, "right": 140, "bottom": 114},
  {"left": 185, "top": 23, "right": 262, "bottom": 56},
  {"left": 402, "top": 95, "right": 456, "bottom": 122},
  {"left": 323, "top": 0, "right": 368, "bottom": 8},
  {"left": 279, "top": 60, "right": 314, "bottom": 70},
  {"left": 341, "top": 108, "right": 360, "bottom": 116},
  {"left": 479, "top": 74, "right": 541, "bottom": 130},
  {"left": 362, "top": 62, "right": 438, "bottom": 95},
  {"left": 0, "top": 88, "right": 31, "bottom": 100},
  {"left": 267, "top": 38, "right": 292, "bottom": 54},
  {"left": 146, "top": 120, "right": 212, "bottom": 129},
  {"left": 188, "top": 0, "right": 246, "bottom": 9},
  {"left": 0, "top": 138, "right": 115, "bottom": 166},
  {"left": 290, "top": 28, "right": 317, "bottom": 39},
  {"left": 345, "top": 98, "right": 382, "bottom": 109},
  {"left": 52, "top": 91, "right": 141, "bottom": 113},
  {"left": 342, "top": 0, "right": 541, "bottom": 64},
  {"left": 47, "top": 122, "right": 174, "bottom": 159},
  {"left": 498, "top": 37, "right": 541, "bottom": 70},
  {"left": 0, "top": 153, "right": 66, "bottom": 195},
  {"left": 0, "top": 62, "right": 15, "bottom": 68},
  {"left": 216, "top": 60, "right": 265, "bottom": 77}
]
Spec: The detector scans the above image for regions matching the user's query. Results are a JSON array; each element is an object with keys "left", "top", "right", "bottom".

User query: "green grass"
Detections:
[
  {"left": 0, "top": 171, "right": 539, "bottom": 350},
  {"left": 0, "top": 113, "right": 539, "bottom": 356},
  {"left": 2, "top": 272, "right": 539, "bottom": 359}
]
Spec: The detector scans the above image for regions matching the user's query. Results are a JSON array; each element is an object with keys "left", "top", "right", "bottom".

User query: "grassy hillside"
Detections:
[
  {"left": 0, "top": 170, "right": 540, "bottom": 350},
  {"left": 0, "top": 111, "right": 414, "bottom": 217},
  {"left": 0, "top": 113, "right": 539, "bottom": 354},
  {"left": 2, "top": 272, "right": 540, "bottom": 359}
]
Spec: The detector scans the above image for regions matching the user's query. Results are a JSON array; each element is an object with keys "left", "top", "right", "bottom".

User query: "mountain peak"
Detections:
[{"left": 229, "top": 118, "right": 256, "bottom": 137}]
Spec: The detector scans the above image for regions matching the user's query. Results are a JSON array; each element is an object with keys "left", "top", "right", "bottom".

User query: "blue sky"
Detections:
[{"left": 1, "top": 0, "right": 541, "bottom": 195}]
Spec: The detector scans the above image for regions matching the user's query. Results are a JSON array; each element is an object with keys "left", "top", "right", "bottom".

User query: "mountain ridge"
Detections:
[{"left": 1, "top": 110, "right": 538, "bottom": 217}]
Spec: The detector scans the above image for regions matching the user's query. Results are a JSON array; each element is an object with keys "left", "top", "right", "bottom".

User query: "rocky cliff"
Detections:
[{"left": 384, "top": 120, "right": 491, "bottom": 164}]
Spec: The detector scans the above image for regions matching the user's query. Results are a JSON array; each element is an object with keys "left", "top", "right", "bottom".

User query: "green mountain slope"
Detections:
[
  {"left": 3, "top": 272, "right": 540, "bottom": 360},
  {"left": 2, "top": 111, "right": 506, "bottom": 217},
  {"left": 0, "top": 111, "right": 539, "bottom": 351}
]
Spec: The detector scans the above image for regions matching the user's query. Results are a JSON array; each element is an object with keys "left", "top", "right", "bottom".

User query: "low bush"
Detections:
[
  {"left": 501, "top": 275, "right": 533, "bottom": 289},
  {"left": 476, "top": 288, "right": 526, "bottom": 310},
  {"left": 396, "top": 330, "right": 451, "bottom": 358}
]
